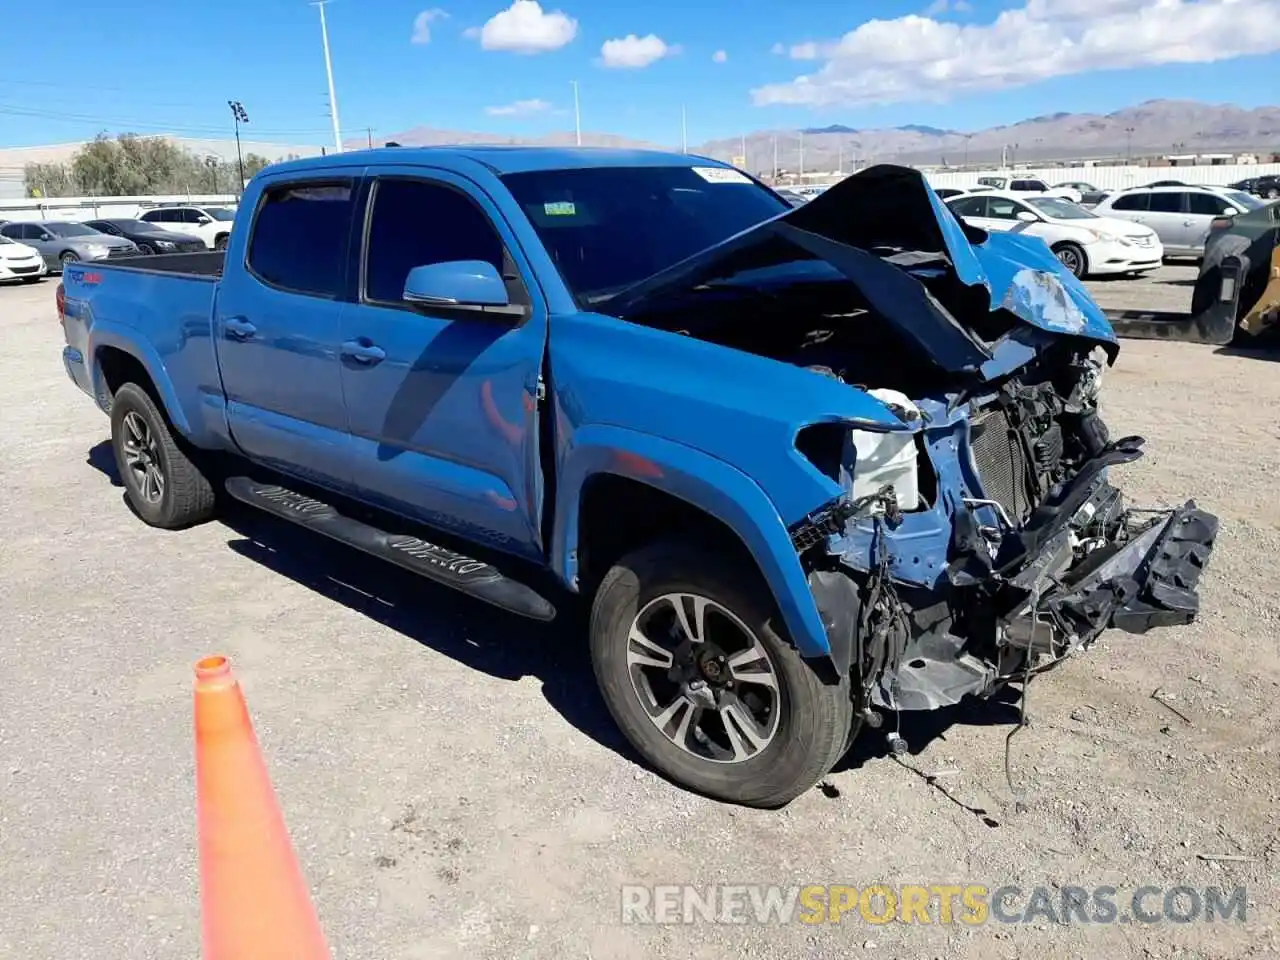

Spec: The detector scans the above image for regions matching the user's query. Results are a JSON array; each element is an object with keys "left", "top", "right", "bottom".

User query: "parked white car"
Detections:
[
  {"left": 975, "top": 176, "right": 1082, "bottom": 204},
  {"left": 946, "top": 191, "right": 1163, "bottom": 278},
  {"left": 138, "top": 205, "right": 237, "bottom": 250},
  {"left": 0, "top": 233, "right": 47, "bottom": 283},
  {"left": 1090, "top": 185, "right": 1266, "bottom": 258}
]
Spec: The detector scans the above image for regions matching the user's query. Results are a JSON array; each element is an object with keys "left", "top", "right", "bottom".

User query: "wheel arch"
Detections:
[
  {"left": 91, "top": 332, "right": 192, "bottom": 437},
  {"left": 553, "top": 424, "right": 833, "bottom": 663}
]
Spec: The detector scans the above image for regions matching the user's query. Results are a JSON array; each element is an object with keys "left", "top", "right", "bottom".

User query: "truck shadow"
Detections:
[{"left": 85, "top": 437, "right": 1027, "bottom": 801}]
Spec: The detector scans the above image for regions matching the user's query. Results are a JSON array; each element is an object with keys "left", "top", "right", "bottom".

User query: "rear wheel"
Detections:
[
  {"left": 1053, "top": 242, "right": 1087, "bottom": 278},
  {"left": 590, "top": 541, "right": 852, "bottom": 807},
  {"left": 214, "top": 234, "right": 229, "bottom": 251},
  {"left": 109, "top": 382, "right": 216, "bottom": 529}
]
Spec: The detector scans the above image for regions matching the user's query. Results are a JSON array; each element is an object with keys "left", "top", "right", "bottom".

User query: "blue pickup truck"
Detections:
[{"left": 58, "top": 148, "right": 1217, "bottom": 807}]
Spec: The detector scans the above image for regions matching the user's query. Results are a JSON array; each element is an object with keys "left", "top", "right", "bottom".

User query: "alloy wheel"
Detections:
[
  {"left": 120, "top": 411, "right": 166, "bottom": 504},
  {"left": 625, "top": 592, "right": 781, "bottom": 764}
]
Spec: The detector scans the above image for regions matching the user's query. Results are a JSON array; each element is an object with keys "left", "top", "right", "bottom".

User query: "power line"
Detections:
[{"left": 0, "top": 103, "right": 333, "bottom": 139}]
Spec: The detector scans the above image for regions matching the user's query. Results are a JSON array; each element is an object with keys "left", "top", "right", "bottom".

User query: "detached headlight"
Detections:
[{"left": 843, "top": 389, "right": 926, "bottom": 513}]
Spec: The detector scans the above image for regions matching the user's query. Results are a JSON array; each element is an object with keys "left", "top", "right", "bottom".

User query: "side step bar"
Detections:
[
  {"left": 1103, "top": 256, "right": 1242, "bottom": 346},
  {"left": 224, "top": 477, "right": 556, "bottom": 622}
]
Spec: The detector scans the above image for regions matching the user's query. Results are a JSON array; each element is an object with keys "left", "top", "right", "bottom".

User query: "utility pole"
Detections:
[
  {"left": 772, "top": 134, "right": 778, "bottom": 181},
  {"left": 227, "top": 100, "right": 249, "bottom": 194},
  {"left": 571, "top": 80, "right": 581, "bottom": 146},
  {"left": 681, "top": 105, "right": 687, "bottom": 154},
  {"left": 312, "top": 0, "right": 343, "bottom": 154},
  {"left": 740, "top": 134, "right": 746, "bottom": 170},
  {"left": 1125, "top": 126, "right": 1135, "bottom": 162},
  {"left": 837, "top": 139, "right": 843, "bottom": 175},
  {"left": 366, "top": 127, "right": 374, "bottom": 149},
  {"left": 799, "top": 131, "right": 805, "bottom": 179}
]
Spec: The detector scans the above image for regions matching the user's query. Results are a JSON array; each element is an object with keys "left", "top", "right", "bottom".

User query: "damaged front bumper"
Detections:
[{"left": 807, "top": 464, "right": 1220, "bottom": 714}]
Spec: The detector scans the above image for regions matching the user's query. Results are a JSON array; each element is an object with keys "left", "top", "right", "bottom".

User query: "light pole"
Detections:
[
  {"left": 571, "top": 80, "right": 581, "bottom": 146},
  {"left": 1125, "top": 126, "right": 1136, "bottom": 163},
  {"left": 204, "top": 156, "right": 220, "bottom": 194},
  {"left": 312, "top": 0, "right": 343, "bottom": 154},
  {"left": 227, "top": 100, "right": 249, "bottom": 194}
]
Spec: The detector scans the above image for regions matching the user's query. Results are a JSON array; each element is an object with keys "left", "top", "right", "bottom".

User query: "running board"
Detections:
[
  {"left": 224, "top": 477, "right": 556, "bottom": 622},
  {"left": 1103, "top": 256, "right": 1242, "bottom": 346}
]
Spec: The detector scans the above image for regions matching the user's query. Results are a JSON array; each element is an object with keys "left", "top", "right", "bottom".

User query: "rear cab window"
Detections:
[{"left": 247, "top": 180, "right": 357, "bottom": 298}]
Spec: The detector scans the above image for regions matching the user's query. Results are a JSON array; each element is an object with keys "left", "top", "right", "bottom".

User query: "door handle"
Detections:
[
  {"left": 341, "top": 339, "right": 386, "bottom": 364},
  {"left": 224, "top": 316, "right": 256, "bottom": 340}
]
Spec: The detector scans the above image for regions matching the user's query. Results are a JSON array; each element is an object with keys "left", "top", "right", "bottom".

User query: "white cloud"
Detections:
[
  {"left": 411, "top": 8, "right": 448, "bottom": 44},
  {"left": 788, "top": 41, "right": 822, "bottom": 60},
  {"left": 485, "top": 98, "right": 553, "bottom": 116},
  {"left": 599, "top": 33, "right": 675, "bottom": 68},
  {"left": 712, "top": 49, "right": 728, "bottom": 63},
  {"left": 754, "top": 0, "right": 1280, "bottom": 107},
  {"left": 470, "top": 0, "right": 577, "bottom": 54},
  {"left": 770, "top": 42, "right": 786, "bottom": 55},
  {"left": 923, "top": 0, "right": 973, "bottom": 15}
]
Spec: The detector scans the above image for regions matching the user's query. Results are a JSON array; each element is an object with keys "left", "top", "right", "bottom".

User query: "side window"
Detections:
[
  {"left": 182, "top": 209, "right": 204, "bottom": 223},
  {"left": 1010, "top": 180, "right": 1038, "bottom": 191},
  {"left": 1187, "top": 193, "right": 1232, "bottom": 216},
  {"left": 363, "top": 178, "right": 506, "bottom": 305},
  {"left": 988, "top": 198, "right": 1020, "bottom": 219},
  {"left": 949, "top": 197, "right": 986, "bottom": 218},
  {"left": 1147, "top": 192, "right": 1184, "bottom": 213},
  {"left": 247, "top": 181, "right": 356, "bottom": 298},
  {"left": 16, "top": 224, "right": 38, "bottom": 239},
  {"left": 139, "top": 210, "right": 157, "bottom": 222},
  {"left": 1110, "top": 193, "right": 1149, "bottom": 211}
]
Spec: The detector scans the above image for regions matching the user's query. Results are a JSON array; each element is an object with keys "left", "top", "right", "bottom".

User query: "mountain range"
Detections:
[{"left": 361, "top": 99, "right": 1280, "bottom": 173}]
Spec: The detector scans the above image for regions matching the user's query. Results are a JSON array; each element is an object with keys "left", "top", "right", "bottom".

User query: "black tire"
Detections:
[
  {"left": 137, "top": 243, "right": 156, "bottom": 256},
  {"left": 1266, "top": 188, "right": 1279, "bottom": 200},
  {"left": 20, "top": 275, "right": 44, "bottom": 284},
  {"left": 590, "top": 541, "right": 853, "bottom": 807},
  {"left": 109, "top": 382, "right": 216, "bottom": 529},
  {"left": 59, "top": 251, "right": 79, "bottom": 268},
  {"left": 1053, "top": 242, "right": 1087, "bottom": 278},
  {"left": 214, "top": 234, "right": 229, "bottom": 251}
]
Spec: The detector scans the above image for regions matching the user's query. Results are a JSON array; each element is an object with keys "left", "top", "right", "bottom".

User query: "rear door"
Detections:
[
  {"left": 1144, "top": 191, "right": 1192, "bottom": 253},
  {"left": 337, "top": 167, "right": 551, "bottom": 561},
  {"left": 214, "top": 171, "right": 364, "bottom": 489},
  {"left": 948, "top": 195, "right": 997, "bottom": 230}
]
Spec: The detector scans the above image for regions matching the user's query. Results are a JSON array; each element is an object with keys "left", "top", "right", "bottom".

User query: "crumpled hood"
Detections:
[{"left": 604, "top": 164, "right": 1117, "bottom": 374}]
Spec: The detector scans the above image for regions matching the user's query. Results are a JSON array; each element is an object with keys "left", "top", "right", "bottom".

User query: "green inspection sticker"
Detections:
[{"left": 544, "top": 201, "right": 576, "bottom": 216}]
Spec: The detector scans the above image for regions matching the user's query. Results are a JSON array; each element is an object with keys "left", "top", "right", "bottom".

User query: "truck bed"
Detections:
[{"left": 105, "top": 250, "right": 225, "bottom": 278}]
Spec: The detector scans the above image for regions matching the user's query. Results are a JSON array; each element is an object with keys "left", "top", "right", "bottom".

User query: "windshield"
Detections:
[
  {"left": 1026, "top": 197, "right": 1096, "bottom": 219},
  {"left": 47, "top": 222, "right": 103, "bottom": 237},
  {"left": 1225, "top": 190, "right": 1265, "bottom": 211},
  {"left": 205, "top": 208, "right": 237, "bottom": 221},
  {"left": 502, "top": 165, "right": 789, "bottom": 302}
]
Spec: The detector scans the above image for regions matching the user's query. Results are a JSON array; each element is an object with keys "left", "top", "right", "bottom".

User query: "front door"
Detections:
[
  {"left": 1143, "top": 192, "right": 1191, "bottom": 254},
  {"left": 214, "top": 171, "right": 364, "bottom": 491},
  {"left": 337, "top": 168, "right": 551, "bottom": 562}
]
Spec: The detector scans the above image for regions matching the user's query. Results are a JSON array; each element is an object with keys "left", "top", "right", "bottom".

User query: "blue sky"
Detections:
[{"left": 0, "top": 0, "right": 1276, "bottom": 149}]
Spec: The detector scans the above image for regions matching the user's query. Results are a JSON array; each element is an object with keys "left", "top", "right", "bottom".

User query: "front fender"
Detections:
[
  {"left": 88, "top": 322, "right": 192, "bottom": 435},
  {"left": 553, "top": 424, "right": 832, "bottom": 662}
]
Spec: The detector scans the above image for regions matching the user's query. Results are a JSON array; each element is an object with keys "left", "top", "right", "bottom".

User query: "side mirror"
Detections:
[
  {"left": 196, "top": 216, "right": 213, "bottom": 225},
  {"left": 403, "top": 260, "right": 510, "bottom": 308},
  {"left": 1016, "top": 210, "right": 1039, "bottom": 223}
]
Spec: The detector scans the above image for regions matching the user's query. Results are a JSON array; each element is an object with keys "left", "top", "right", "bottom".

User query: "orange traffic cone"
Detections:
[{"left": 194, "top": 655, "right": 332, "bottom": 960}]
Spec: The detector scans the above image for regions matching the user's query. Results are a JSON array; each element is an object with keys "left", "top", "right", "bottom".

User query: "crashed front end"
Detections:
[
  {"left": 798, "top": 351, "right": 1218, "bottom": 713},
  {"left": 777, "top": 168, "right": 1221, "bottom": 713}
]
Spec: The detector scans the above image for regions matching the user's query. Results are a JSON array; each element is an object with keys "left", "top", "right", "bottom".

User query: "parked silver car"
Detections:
[
  {"left": 1092, "top": 185, "right": 1265, "bottom": 257},
  {"left": 0, "top": 220, "right": 139, "bottom": 272}
]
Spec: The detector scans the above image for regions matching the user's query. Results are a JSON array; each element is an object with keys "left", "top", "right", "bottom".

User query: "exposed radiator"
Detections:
[{"left": 968, "top": 406, "right": 1038, "bottom": 525}]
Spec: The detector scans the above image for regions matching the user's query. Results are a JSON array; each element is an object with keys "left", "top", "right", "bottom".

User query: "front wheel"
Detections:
[
  {"left": 1053, "top": 242, "right": 1087, "bottom": 278},
  {"left": 137, "top": 243, "right": 156, "bottom": 256},
  {"left": 214, "top": 235, "right": 229, "bottom": 251},
  {"left": 109, "top": 383, "right": 216, "bottom": 529},
  {"left": 59, "top": 251, "right": 79, "bottom": 269},
  {"left": 1266, "top": 188, "right": 1279, "bottom": 200},
  {"left": 590, "top": 542, "right": 853, "bottom": 807}
]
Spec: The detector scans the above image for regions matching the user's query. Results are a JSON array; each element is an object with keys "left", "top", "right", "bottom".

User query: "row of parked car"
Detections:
[
  {"left": 0, "top": 204, "right": 235, "bottom": 283},
  {"left": 935, "top": 181, "right": 1273, "bottom": 277}
]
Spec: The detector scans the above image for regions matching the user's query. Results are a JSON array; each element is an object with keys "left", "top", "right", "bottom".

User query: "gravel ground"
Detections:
[{"left": 2, "top": 269, "right": 1278, "bottom": 960}]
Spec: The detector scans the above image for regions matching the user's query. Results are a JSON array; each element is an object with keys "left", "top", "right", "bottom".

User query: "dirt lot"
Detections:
[{"left": 1, "top": 266, "right": 1277, "bottom": 960}]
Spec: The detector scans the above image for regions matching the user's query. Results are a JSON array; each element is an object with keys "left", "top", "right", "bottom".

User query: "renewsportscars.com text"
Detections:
[{"left": 620, "top": 884, "right": 1248, "bottom": 926}]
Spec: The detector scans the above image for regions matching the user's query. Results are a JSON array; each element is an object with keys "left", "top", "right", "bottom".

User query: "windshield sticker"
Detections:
[
  {"left": 691, "top": 167, "right": 752, "bottom": 184},
  {"left": 543, "top": 201, "right": 576, "bottom": 216}
]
